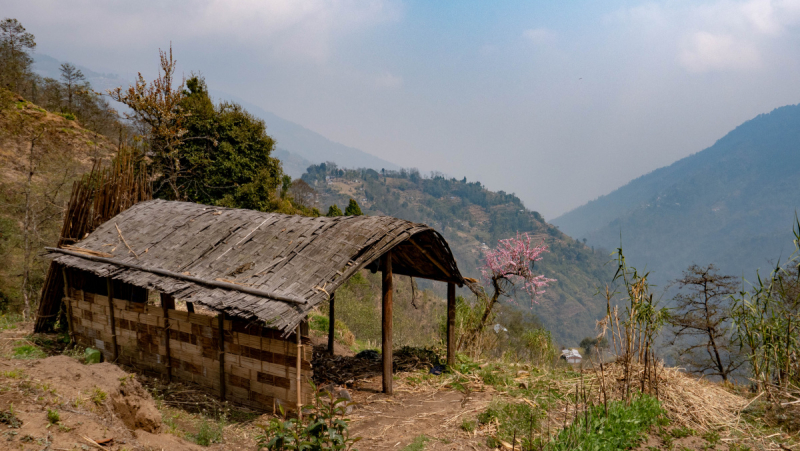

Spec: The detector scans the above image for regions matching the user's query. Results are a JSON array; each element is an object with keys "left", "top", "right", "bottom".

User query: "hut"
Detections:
[{"left": 44, "top": 199, "right": 467, "bottom": 412}]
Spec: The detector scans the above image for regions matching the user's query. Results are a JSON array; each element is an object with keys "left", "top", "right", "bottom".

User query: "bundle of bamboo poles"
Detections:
[{"left": 34, "top": 150, "right": 152, "bottom": 332}]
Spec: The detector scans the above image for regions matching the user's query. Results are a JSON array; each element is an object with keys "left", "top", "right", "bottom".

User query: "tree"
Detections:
[
  {"left": 170, "top": 75, "right": 284, "bottom": 211},
  {"left": 109, "top": 46, "right": 188, "bottom": 199},
  {"left": 463, "top": 232, "right": 555, "bottom": 348},
  {"left": 0, "top": 18, "right": 36, "bottom": 92},
  {"left": 59, "top": 63, "right": 85, "bottom": 112},
  {"left": 668, "top": 264, "right": 742, "bottom": 381},
  {"left": 289, "top": 179, "right": 316, "bottom": 209},
  {"left": 344, "top": 198, "right": 362, "bottom": 216},
  {"left": 326, "top": 204, "right": 343, "bottom": 217}
]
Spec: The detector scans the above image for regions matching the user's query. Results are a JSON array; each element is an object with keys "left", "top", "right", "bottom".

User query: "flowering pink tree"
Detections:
[{"left": 465, "top": 233, "right": 555, "bottom": 345}]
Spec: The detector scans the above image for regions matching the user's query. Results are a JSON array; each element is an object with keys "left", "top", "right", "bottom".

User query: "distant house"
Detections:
[{"left": 560, "top": 348, "right": 582, "bottom": 364}]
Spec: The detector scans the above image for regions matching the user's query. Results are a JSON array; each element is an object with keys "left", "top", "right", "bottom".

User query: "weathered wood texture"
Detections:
[
  {"left": 447, "top": 282, "right": 456, "bottom": 366},
  {"left": 66, "top": 285, "right": 313, "bottom": 412},
  {"left": 35, "top": 153, "right": 152, "bottom": 332},
  {"left": 48, "top": 199, "right": 466, "bottom": 333}
]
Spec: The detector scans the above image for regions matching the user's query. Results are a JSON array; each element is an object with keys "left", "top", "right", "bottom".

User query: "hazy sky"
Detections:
[{"left": 7, "top": 0, "right": 800, "bottom": 218}]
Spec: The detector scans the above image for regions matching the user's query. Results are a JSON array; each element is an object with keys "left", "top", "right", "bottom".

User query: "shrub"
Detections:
[
  {"left": 91, "top": 387, "right": 107, "bottom": 405},
  {"left": 256, "top": 383, "right": 360, "bottom": 450},
  {"left": 191, "top": 415, "right": 225, "bottom": 446}
]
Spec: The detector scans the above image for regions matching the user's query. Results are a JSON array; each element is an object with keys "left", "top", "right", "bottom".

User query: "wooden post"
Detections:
[
  {"left": 296, "top": 324, "right": 303, "bottom": 419},
  {"left": 61, "top": 267, "right": 74, "bottom": 345},
  {"left": 186, "top": 302, "right": 195, "bottom": 313},
  {"left": 161, "top": 293, "right": 175, "bottom": 382},
  {"left": 327, "top": 293, "right": 335, "bottom": 355},
  {"left": 218, "top": 313, "right": 226, "bottom": 402},
  {"left": 106, "top": 278, "right": 119, "bottom": 362},
  {"left": 447, "top": 282, "right": 456, "bottom": 366},
  {"left": 381, "top": 250, "right": 393, "bottom": 395}
]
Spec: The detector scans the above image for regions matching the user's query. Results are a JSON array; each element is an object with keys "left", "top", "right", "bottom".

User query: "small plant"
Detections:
[
  {"left": 12, "top": 343, "right": 46, "bottom": 359},
  {"left": 670, "top": 426, "right": 695, "bottom": 439},
  {"left": 91, "top": 387, "right": 107, "bottom": 406},
  {"left": 702, "top": 430, "right": 720, "bottom": 445},
  {"left": 1, "top": 369, "right": 24, "bottom": 379},
  {"left": 0, "top": 405, "right": 22, "bottom": 428},
  {"left": 256, "top": 382, "right": 360, "bottom": 450},
  {"left": 401, "top": 435, "right": 430, "bottom": 451},
  {"left": 460, "top": 419, "right": 476, "bottom": 433},
  {"left": 46, "top": 408, "right": 60, "bottom": 424},
  {"left": 191, "top": 415, "right": 225, "bottom": 446},
  {"left": 477, "top": 408, "right": 498, "bottom": 425}
]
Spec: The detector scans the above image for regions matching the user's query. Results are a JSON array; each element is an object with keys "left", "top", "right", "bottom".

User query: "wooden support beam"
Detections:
[
  {"left": 218, "top": 313, "right": 226, "bottom": 402},
  {"left": 328, "top": 293, "right": 335, "bottom": 355},
  {"left": 382, "top": 251, "right": 393, "bottom": 395},
  {"left": 447, "top": 282, "right": 456, "bottom": 366},
  {"left": 106, "top": 278, "right": 119, "bottom": 362},
  {"left": 186, "top": 302, "right": 195, "bottom": 313},
  {"left": 296, "top": 324, "right": 303, "bottom": 419},
  {"left": 161, "top": 293, "right": 175, "bottom": 382},
  {"left": 61, "top": 267, "right": 74, "bottom": 345}
]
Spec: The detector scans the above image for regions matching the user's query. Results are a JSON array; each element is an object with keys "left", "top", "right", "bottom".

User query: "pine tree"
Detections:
[
  {"left": 326, "top": 204, "right": 343, "bottom": 217},
  {"left": 344, "top": 198, "right": 362, "bottom": 216}
]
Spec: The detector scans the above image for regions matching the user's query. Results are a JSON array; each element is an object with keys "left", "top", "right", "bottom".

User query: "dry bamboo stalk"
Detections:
[{"left": 106, "top": 277, "right": 118, "bottom": 361}]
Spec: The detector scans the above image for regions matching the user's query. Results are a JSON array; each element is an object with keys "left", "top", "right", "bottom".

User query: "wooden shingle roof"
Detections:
[{"left": 48, "top": 200, "right": 464, "bottom": 332}]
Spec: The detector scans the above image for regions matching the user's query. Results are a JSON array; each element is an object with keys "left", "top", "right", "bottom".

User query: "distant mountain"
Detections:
[
  {"left": 303, "top": 165, "right": 614, "bottom": 346},
  {"left": 32, "top": 54, "right": 400, "bottom": 178},
  {"left": 553, "top": 104, "right": 800, "bottom": 285},
  {"left": 215, "top": 93, "right": 401, "bottom": 175}
]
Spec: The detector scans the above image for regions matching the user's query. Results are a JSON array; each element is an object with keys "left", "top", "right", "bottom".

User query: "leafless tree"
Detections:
[
  {"left": 59, "top": 63, "right": 85, "bottom": 112},
  {"left": 668, "top": 264, "right": 743, "bottom": 381}
]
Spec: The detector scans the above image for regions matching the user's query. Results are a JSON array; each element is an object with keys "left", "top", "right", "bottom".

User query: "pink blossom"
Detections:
[{"left": 480, "top": 232, "right": 555, "bottom": 304}]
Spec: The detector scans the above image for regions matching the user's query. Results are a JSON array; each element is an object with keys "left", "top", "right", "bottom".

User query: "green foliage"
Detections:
[
  {"left": 168, "top": 76, "right": 283, "bottom": 212},
  {"left": 309, "top": 314, "right": 329, "bottom": 333},
  {"left": 344, "top": 199, "right": 362, "bottom": 216},
  {"left": 12, "top": 343, "right": 45, "bottom": 359},
  {"left": 0, "top": 407, "right": 22, "bottom": 428},
  {"left": 460, "top": 420, "right": 476, "bottom": 432},
  {"left": 256, "top": 384, "right": 360, "bottom": 450},
  {"left": 549, "top": 395, "right": 666, "bottom": 451},
  {"left": 326, "top": 204, "right": 343, "bottom": 217},
  {"left": 669, "top": 426, "right": 695, "bottom": 438},
  {"left": 732, "top": 217, "right": 800, "bottom": 388}
]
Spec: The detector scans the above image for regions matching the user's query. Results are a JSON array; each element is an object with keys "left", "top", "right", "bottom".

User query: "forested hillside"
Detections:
[
  {"left": 553, "top": 104, "right": 800, "bottom": 286},
  {"left": 302, "top": 165, "right": 614, "bottom": 345}
]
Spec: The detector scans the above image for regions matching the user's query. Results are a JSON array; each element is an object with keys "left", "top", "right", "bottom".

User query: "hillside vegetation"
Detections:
[
  {"left": 302, "top": 165, "right": 613, "bottom": 345},
  {"left": 553, "top": 104, "right": 800, "bottom": 286}
]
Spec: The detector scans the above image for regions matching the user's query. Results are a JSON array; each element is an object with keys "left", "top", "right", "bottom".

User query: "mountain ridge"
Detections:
[{"left": 552, "top": 103, "right": 800, "bottom": 284}]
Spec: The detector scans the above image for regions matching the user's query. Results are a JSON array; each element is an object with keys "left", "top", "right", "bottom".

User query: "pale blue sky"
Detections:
[{"left": 7, "top": 0, "right": 800, "bottom": 218}]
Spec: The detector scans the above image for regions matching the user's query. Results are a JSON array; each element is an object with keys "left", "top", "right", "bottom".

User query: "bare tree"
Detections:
[
  {"left": 59, "top": 63, "right": 85, "bottom": 112},
  {"left": 668, "top": 264, "right": 742, "bottom": 381},
  {"left": 289, "top": 179, "right": 317, "bottom": 209}
]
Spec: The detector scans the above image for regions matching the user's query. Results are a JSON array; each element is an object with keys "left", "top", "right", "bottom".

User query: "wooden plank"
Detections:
[
  {"left": 107, "top": 278, "right": 119, "bottom": 362},
  {"left": 447, "top": 282, "right": 456, "bottom": 366},
  {"left": 382, "top": 251, "right": 393, "bottom": 395},
  {"left": 161, "top": 293, "right": 174, "bottom": 382}
]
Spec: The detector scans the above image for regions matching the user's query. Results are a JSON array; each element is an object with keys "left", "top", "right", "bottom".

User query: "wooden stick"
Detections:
[
  {"left": 106, "top": 278, "right": 118, "bottom": 361},
  {"left": 382, "top": 251, "right": 394, "bottom": 395},
  {"left": 328, "top": 292, "right": 335, "bottom": 355},
  {"left": 161, "top": 293, "right": 175, "bottom": 382},
  {"left": 115, "top": 223, "right": 139, "bottom": 258},
  {"left": 447, "top": 282, "right": 456, "bottom": 366},
  {"left": 296, "top": 324, "right": 302, "bottom": 420},
  {"left": 61, "top": 267, "right": 74, "bottom": 345},
  {"left": 218, "top": 313, "right": 226, "bottom": 402}
]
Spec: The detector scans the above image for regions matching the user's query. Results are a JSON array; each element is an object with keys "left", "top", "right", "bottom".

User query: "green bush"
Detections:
[
  {"left": 309, "top": 314, "right": 329, "bottom": 333},
  {"left": 191, "top": 415, "right": 225, "bottom": 446},
  {"left": 46, "top": 408, "right": 59, "bottom": 424}
]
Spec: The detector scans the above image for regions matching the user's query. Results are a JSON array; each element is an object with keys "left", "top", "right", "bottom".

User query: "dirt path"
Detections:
[{"left": 348, "top": 376, "right": 493, "bottom": 450}]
